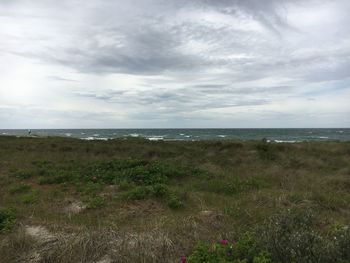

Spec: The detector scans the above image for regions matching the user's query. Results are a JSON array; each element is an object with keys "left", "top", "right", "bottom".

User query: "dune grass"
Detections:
[{"left": 0, "top": 136, "right": 349, "bottom": 262}]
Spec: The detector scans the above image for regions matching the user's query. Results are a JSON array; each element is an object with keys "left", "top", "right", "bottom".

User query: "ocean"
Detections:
[{"left": 0, "top": 129, "right": 350, "bottom": 142}]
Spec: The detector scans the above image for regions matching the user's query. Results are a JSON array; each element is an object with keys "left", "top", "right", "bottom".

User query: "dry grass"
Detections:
[{"left": 0, "top": 136, "right": 349, "bottom": 262}]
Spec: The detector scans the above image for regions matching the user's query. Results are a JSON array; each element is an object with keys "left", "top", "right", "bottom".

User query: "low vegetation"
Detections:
[{"left": 0, "top": 136, "right": 349, "bottom": 262}]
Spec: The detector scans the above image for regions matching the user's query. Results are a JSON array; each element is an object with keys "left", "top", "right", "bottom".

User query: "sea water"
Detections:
[{"left": 1, "top": 129, "right": 350, "bottom": 142}]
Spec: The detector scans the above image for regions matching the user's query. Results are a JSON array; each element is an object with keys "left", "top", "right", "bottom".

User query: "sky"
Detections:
[{"left": 0, "top": 0, "right": 349, "bottom": 128}]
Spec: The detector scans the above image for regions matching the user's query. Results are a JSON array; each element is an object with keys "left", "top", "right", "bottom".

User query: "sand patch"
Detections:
[
  {"left": 22, "top": 225, "right": 58, "bottom": 263},
  {"left": 96, "top": 255, "right": 112, "bottom": 263},
  {"left": 25, "top": 225, "right": 56, "bottom": 243},
  {"left": 64, "top": 200, "right": 87, "bottom": 214}
]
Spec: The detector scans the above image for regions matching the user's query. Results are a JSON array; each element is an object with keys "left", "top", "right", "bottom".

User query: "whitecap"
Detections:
[
  {"left": 148, "top": 137, "right": 164, "bottom": 141},
  {"left": 65, "top": 133, "right": 72, "bottom": 137},
  {"left": 274, "top": 140, "right": 298, "bottom": 143},
  {"left": 83, "top": 137, "right": 95, "bottom": 140},
  {"left": 218, "top": 135, "right": 226, "bottom": 138},
  {"left": 95, "top": 137, "right": 108, "bottom": 141}
]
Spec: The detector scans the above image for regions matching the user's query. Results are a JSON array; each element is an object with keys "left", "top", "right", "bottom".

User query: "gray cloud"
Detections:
[{"left": 0, "top": 0, "right": 349, "bottom": 128}]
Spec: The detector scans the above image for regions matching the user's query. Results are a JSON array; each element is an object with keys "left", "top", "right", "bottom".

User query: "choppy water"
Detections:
[{"left": 1, "top": 129, "right": 350, "bottom": 142}]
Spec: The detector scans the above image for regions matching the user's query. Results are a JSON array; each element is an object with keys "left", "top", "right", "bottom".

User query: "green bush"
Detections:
[
  {"left": 87, "top": 196, "right": 105, "bottom": 209},
  {"left": 12, "top": 170, "right": 34, "bottom": 179},
  {"left": 258, "top": 209, "right": 350, "bottom": 263},
  {"left": 9, "top": 183, "right": 31, "bottom": 194},
  {"left": 166, "top": 194, "right": 183, "bottom": 209},
  {"left": 152, "top": 183, "right": 170, "bottom": 198},
  {"left": 76, "top": 182, "right": 102, "bottom": 195},
  {"left": 333, "top": 225, "right": 350, "bottom": 260},
  {"left": 255, "top": 143, "right": 277, "bottom": 160},
  {"left": 0, "top": 208, "right": 16, "bottom": 232},
  {"left": 253, "top": 251, "right": 272, "bottom": 263},
  {"left": 19, "top": 190, "right": 39, "bottom": 204},
  {"left": 234, "top": 232, "right": 259, "bottom": 261},
  {"left": 30, "top": 159, "right": 191, "bottom": 187},
  {"left": 123, "top": 166, "right": 168, "bottom": 185},
  {"left": 122, "top": 186, "right": 152, "bottom": 200},
  {"left": 187, "top": 210, "right": 350, "bottom": 263},
  {"left": 188, "top": 242, "right": 219, "bottom": 262},
  {"left": 188, "top": 239, "right": 271, "bottom": 263},
  {"left": 38, "top": 173, "right": 71, "bottom": 185},
  {"left": 118, "top": 180, "right": 135, "bottom": 191},
  {"left": 197, "top": 178, "right": 265, "bottom": 195},
  {"left": 121, "top": 184, "right": 183, "bottom": 209}
]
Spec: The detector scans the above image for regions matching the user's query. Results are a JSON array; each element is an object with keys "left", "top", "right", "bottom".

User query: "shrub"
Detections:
[
  {"left": 152, "top": 183, "right": 170, "bottom": 198},
  {"left": 19, "top": 190, "right": 39, "bottom": 204},
  {"left": 122, "top": 186, "right": 152, "bottom": 200},
  {"left": 188, "top": 242, "right": 219, "bottom": 262},
  {"left": 258, "top": 209, "right": 350, "bottom": 263},
  {"left": 87, "top": 196, "right": 105, "bottom": 209},
  {"left": 253, "top": 251, "right": 272, "bottom": 263},
  {"left": 188, "top": 239, "right": 271, "bottom": 263},
  {"left": 76, "top": 182, "right": 102, "bottom": 195},
  {"left": 121, "top": 184, "right": 183, "bottom": 208},
  {"left": 0, "top": 208, "right": 16, "bottom": 232},
  {"left": 118, "top": 180, "right": 135, "bottom": 191},
  {"left": 12, "top": 170, "right": 34, "bottom": 179},
  {"left": 255, "top": 143, "right": 277, "bottom": 160},
  {"left": 234, "top": 232, "right": 259, "bottom": 261},
  {"left": 166, "top": 194, "right": 183, "bottom": 209},
  {"left": 9, "top": 183, "right": 31, "bottom": 194},
  {"left": 197, "top": 178, "right": 265, "bottom": 195},
  {"left": 38, "top": 173, "right": 71, "bottom": 185},
  {"left": 333, "top": 225, "right": 350, "bottom": 259},
  {"left": 123, "top": 166, "right": 167, "bottom": 185}
]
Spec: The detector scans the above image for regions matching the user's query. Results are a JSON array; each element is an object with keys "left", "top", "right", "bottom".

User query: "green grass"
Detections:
[
  {"left": 8, "top": 183, "right": 31, "bottom": 194},
  {"left": 0, "top": 207, "right": 16, "bottom": 232},
  {"left": 0, "top": 136, "right": 349, "bottom": 262}
]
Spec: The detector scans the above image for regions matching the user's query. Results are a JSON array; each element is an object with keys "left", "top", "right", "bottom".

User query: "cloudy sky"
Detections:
[{"left": 1, "top": 0, "right": 349, "bottom": 128}]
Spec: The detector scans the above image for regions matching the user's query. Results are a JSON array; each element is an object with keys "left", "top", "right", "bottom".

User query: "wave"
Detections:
[
  {"left": 82, "top": 137, "right": 108, "bottom": 141},
  {"left": 147, "top": 136, "right": 164, "bottom": 141},
  {"left": 273, "top": 140, "right": 298, "bottom": 143}
]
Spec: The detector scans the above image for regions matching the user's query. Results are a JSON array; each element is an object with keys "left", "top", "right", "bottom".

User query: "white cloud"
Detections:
[{"left": 0, "top": 0, "right": 349, "bottom": 128}]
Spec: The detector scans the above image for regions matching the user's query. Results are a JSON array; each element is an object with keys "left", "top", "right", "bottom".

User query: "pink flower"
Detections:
[
  {"left": 220, "top": 239, "right": 229, "bottom": 246},
  {"left": 180, "top": 256, "right": 186, "bottom": 263}
]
